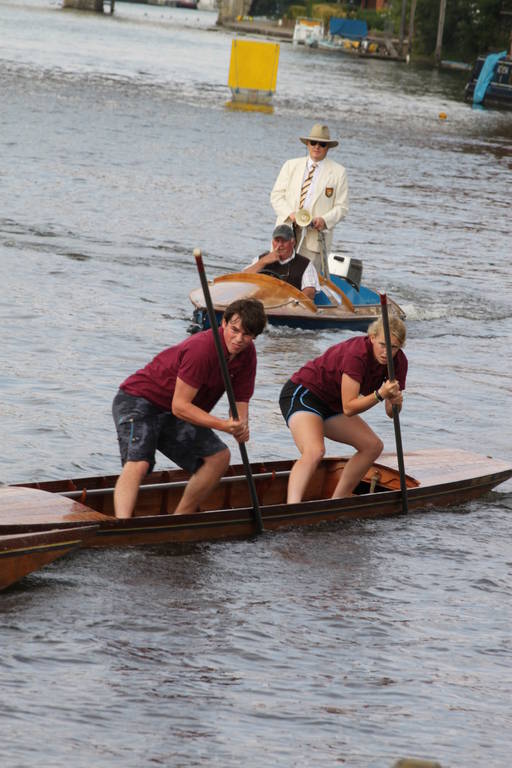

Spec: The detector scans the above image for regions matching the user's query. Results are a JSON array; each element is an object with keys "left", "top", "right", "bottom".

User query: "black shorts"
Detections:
[
  {"left": 112, "top": 390, "right": 227, "bottom": 475},
  {"left": 279, "top": 379, "right": 340, "bottom": 425}
]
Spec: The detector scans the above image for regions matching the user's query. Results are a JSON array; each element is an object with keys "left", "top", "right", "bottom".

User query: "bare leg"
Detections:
[
  {"left": 114, "top": 460, "right": 150, "bottom": 519},
  {"left": 174, "top": 448, "right": 230, "bottom": 515},
  {"left": 324, "top": 415, "right": 383, "bottom": 498},
  {"left": 287, "top": 412, "right": 326, "bottom": 503}
]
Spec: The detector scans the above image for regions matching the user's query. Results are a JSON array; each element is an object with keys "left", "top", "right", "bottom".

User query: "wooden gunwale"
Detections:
[
  {"left": 211, "top": 272, "right": 319, "bottom": 313},
  {"left": 0, "top": 535, "right": 85, "bottom": 557}
]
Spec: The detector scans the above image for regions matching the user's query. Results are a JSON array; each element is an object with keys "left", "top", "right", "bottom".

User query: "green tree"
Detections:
[
  {"left": 248, "top": 0, "right": 512, "bottom": 60},
  {"left": 399, "top": 0, "right": 510, "bottom": 60}
]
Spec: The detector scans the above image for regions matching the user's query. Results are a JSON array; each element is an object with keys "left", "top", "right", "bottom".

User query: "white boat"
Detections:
[{"left": 292, "top": 17, "right": 324, "bottom": 47}]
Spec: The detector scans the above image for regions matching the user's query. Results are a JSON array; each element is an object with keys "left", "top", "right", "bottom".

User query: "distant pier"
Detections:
[
  {"left": 62, "top": 0, "right": 114, "bottom": 13},
  {"left": 60, "top": 0, "right": 247, "bottom": 17}
]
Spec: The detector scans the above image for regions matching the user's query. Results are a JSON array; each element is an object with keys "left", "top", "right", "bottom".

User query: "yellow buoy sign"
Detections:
[{"left": 228, "top": 39, "right": 280, "bottom": 106}]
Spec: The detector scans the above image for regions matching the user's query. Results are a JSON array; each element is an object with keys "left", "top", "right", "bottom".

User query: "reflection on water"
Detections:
[{"left": 0, "top": 2, "right": 511, "bottom": 766}]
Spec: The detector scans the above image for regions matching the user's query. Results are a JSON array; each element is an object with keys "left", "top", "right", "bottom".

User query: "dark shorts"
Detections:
[
  {"left": 279, "top": 379, "right": 340, "bottom": 425},
  {"left": 112, "top": 390, "right": 227, "bottom": 475}
]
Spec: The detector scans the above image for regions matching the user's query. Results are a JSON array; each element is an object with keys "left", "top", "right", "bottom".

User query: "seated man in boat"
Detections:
[
  {"left": 112, "top": 299, "right": 267, "bottom": 519},
  {"left": 279, "top": 316, "right": 407, "bottom": 503},
  {"left": 243, "top": 224, "right": 320, "bottom": 300}
]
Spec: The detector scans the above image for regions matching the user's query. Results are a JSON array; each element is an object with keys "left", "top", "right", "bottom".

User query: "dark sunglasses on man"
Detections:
[{"left": 309, "top": 140, "right": 327, "bottom": 148}]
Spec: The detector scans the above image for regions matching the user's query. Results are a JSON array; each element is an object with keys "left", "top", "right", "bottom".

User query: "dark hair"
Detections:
[{"left": 223, "top": 299, "right": 267, "bottom": 337}]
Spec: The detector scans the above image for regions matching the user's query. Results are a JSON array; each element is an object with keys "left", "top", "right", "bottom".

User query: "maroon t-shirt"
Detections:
[
  {"left": 290, "top": 335, "right": 407, "bottom": 413},
  {"left": 120, "top": 327, "right": 257, "bottom": 412}
]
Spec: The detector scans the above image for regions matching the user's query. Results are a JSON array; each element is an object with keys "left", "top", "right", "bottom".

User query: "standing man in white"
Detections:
[{"left": 270, "top": 123, "right": 349, "bottom": 272}]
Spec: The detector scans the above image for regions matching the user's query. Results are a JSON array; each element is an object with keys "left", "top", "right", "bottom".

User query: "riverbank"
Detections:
[
  {"left": 219, "top": 18, "right": 408, "bottom": 61},
  {"left": 220, "top": 18, "right": 294, "bottom": 40}
]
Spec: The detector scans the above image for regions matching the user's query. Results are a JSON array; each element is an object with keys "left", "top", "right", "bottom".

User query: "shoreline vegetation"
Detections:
[{"left": 217, "top": 0, "right": 512, "bottom": 68}]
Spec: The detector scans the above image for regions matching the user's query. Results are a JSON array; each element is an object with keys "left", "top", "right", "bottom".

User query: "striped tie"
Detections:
[{"left": 299, "top": 164, "right": 317, "bottom": 209}]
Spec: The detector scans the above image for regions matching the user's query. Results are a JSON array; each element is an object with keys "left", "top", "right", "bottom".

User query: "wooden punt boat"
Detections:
[
  {"left": 0, "top": 525, "right": 97, "bottom": 591},
  {"left": 0, "top": 449, "right": 510, "bottom": 549},
  {"left": 189, "top": 271, "right": 405, "bottom": 332}
]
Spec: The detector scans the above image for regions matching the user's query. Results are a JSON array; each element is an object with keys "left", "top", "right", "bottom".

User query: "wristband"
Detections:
[{"left": 374, "top": 389, "right": 384, "bottom": 402}]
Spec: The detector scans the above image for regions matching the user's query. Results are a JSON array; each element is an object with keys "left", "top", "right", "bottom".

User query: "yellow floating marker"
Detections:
[
  {"left": 226, "top": 39, "right": 280, "bottom": 112},
  {"left": 439, "top": 111, "right": 447, "bottom": 120}
]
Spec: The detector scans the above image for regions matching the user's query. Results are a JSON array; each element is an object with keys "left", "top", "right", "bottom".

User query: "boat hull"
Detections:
[
  {"left": 191, "top": 306, "right": 377, "bottom": 332},
  {"left": 465, "top": 55, "right": 512, "bottom": 109},
  {"left": 189, "top": 272, "right": 405, "bottom": 332},
  {"left": 1, "top": 450, "right": 510, "bottom": 548},
  {"left": 0, "top": 526, "right": 97, "bottom": 591}
]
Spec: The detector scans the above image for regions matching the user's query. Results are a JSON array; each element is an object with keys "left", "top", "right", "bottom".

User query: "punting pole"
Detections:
[
  {"left": 317, "top": 230, "right": 329, "bottom": 280},
  {"left": 379, "top": 293, "right": 408, "bottom": 515},
  {"left": 194, "top": 249, "right": 264, "bottom": 534}
]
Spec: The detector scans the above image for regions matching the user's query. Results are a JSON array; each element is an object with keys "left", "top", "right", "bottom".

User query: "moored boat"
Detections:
[
  {"left": 1, "top": 449, "right": 510, "bottom": 549},
  {"left": 465, "top": 52, "right": 512, "bottom": 109},
  {"left": 189, "top": 254, "right": 405, "bottom": 332},
  {"left": 318, "top": 19, "right": 406, "bottom": 62},
  {"left": 0, "top": 525, "right": 97, "bottom": 591},
  {"left": 292, "top": 17, "right": 324, "bottom": 47}
]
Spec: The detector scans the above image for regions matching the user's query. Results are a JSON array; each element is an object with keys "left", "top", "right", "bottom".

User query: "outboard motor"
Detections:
[{"left": 328, "top": 253, "right": 363, "bottom": 291}]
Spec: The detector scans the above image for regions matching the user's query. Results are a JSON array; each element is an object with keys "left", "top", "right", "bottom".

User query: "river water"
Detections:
[{"left": 1, "top": 1, "right": 511, "bottom": 765}]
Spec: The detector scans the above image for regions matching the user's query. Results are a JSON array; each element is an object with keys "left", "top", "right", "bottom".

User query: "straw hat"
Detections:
[{"left": 299, "top": 123, "right": 338, "bottom": 147}]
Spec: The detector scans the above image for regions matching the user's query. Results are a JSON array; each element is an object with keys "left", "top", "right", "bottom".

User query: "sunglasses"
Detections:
[{"left": 309, "top": 141, "right": 328, "bottom": 148}]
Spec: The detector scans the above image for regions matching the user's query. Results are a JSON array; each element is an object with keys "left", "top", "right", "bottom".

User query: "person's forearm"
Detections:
[
  {"left": 302, "top": 286, "right": 316, "bottom": 300},
  {"left": 343, "top": 390, "right": 384, "bottom": 417},
  {"left": 244, "top": 253, "right": 277, "bottom": 274},
  {"left": 172, "top": 400, "right": 227, "bottom": 431},
  {"left": 243, "top": 261, "right": 265, "bottom": 274}
]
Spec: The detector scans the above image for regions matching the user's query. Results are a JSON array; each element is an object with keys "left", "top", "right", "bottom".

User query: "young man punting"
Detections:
[{"left": 112, "top": 299, "right": 267, "bottom": 518}]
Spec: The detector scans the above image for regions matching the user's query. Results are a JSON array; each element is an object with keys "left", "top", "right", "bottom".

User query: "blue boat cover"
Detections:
[
  {"left": 329, "top": 18, "right": 368, "bottom": 40},
  {"left": 473, "top": 50, "right": 507, "bottom": 104}
]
